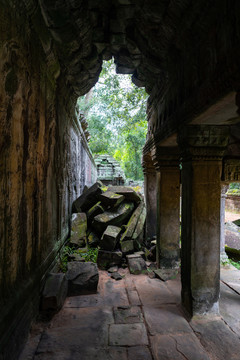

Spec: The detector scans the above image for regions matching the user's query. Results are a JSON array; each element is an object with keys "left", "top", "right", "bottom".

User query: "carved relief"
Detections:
[{"left": 223, "top": 159, "right": 240, "bottom": 182}]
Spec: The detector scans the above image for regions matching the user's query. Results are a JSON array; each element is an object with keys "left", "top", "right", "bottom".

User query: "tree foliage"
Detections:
[{"left": 77, "top": 60, "right": 148, "bottom": 180}]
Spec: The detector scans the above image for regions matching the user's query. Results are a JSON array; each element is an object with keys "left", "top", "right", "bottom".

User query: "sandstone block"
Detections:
[
  {"left": 70, "top": 213, "right": 87, "bottom": 247},
  {"left": 86, "top": 201, "right": 104, "bottom": 223},
  {"left": 66, "top": 262, "right": 99, "bottom": 295},
  {"left": 92, "top": 201, "right": 134, "bottom": 233},
  {"left": 154, "top": 269, "right": 179, "bottom": 281},
  {"left": 121, "top": 202, "right": 145, "bottom": 241},
  {"left": 121, "top": 240, "right": 134, "bottom": 254},
  {"left": 99, "top": 191, "right": 125, "bottom": 208},
  {"left": 41, "top": 273, "right": 68, "bottom": 312},
  {"left": 128, "top": 256, "right": 147, "bottom": 275},
  {"left": 72, "top": 181, "right": 103, "bottom": 212},
  {"left": 100, "top": 225, "right": 122, "bottom": 251},
  {"left": 97, "top": 250, "right": 122, "bottom": 269},
  {"left": 132, "top": 206, "right": 146, "bottom": 243},
  {"left": 111, "top": 272, "right": 123, "bottom": 280},
  {"left": 87, "top": 230, "right": 100, "bottom": 247},
  {"left": 108, "top": 186, "right": 141, "bottom": 203}
]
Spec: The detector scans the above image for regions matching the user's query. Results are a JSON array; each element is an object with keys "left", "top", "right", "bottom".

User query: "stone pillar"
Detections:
[
  {"left": 178, "top": 125, "right": 229, "bottom": 316},
  {"left": 152, "top": 147, "right": 180, "bottom": 269},
  {"left": 142, "top": 154, "right": 157, "bottom": 240},
  {"left": 220, "top": 184, "right": 229, "bottom": 262}
]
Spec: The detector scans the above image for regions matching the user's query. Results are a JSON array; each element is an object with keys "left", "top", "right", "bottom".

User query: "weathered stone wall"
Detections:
[
  {"left": 0, "top": 3, "right": 96, "bottom": 358},
  {"left": 225, "top": 195, "right": 240, "bottom": 214}
]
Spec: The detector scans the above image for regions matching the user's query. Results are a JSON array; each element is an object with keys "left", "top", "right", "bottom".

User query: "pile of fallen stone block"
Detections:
[
  {"left": 71, "top": 181, "right": 147, "bottom": 271},
  {"left": 40, "top": 181, "right": 149, "bottom": 315}
]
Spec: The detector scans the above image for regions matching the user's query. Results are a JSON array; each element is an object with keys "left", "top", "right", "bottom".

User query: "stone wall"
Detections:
[
  {"left": 226, "top": 195, "right": 240, "bottom": 214},
  {"left": 0, "top": 3, "right": 96, "bottom": 358}
]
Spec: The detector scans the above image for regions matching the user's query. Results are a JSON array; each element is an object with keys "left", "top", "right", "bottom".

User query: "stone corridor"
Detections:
[
  {"left": 1, "top": 1, "right": 240, "bottom": 357},
  {"left": 20, "top": 267, "right": 240, "bottom": 360}
]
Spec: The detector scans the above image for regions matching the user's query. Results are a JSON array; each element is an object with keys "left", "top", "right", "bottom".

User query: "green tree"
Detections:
[{"left": 77, "top": 60, "right": 148, "bottom": 180}]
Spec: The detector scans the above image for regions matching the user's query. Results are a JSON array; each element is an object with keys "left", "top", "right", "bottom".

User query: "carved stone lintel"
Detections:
[
  {"left": 151, "top": 146, "right": 180, "bottom": 171},
  {"left": 177, "top": 125, "right": 229, "bottom": 160},
  {"left": 223, "top": 159, "right": 240, "bottom": 182}
]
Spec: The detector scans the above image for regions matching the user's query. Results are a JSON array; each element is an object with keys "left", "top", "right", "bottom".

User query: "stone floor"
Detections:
[{"left": 19, "top": 265, "right": 240, "bottom": 360}]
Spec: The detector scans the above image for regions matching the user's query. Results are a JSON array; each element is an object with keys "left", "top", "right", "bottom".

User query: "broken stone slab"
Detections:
[
  {"left": 126, "top": 253, "right": 144, "bottom": 260},
  {"left": 66, "top": 261, "right": 99, "bottom": 295},
  {"left": 70, "top": 213, "right": 87, "bottom": 247},
  {"left": 92, "top": 201, "right": 135, "bottom": 233},
  {"left": 86, "top": 201, "right": 104, "bottom": 223},
  {"left": 128, "top": 256, "right": 147, "bottom": 275},
  {"left": 72, "top": 181, "right": 103, "bottom": 212},
  {"left": 135, "top": 251, "right": 146, "bottom": 259},
  {"left": 121, "top": 240, "right": 134, "bottom": 254},
  {"left": 41, "top": 273, "right": 68, "bottom": 312},
  {"left": 154, "top": 268, "right": 179, "bottom": 281},
  {"left": 132, "top": 206, "right": 146, "bottom": 243},
  {"left": 87, "top": 230, "right": 100, "bottom": 248},
  {"left": 97, "top": 250, "right": 122, "bottom": 269},
  {"left": 121, "top": 201, "right": 145, "bottom": 242},
  {"left": 100, "top": 225, "right": 122, "bottom": 251},
  {"left": 99, "top": 191, "right": 125, "bottom": 208},
  {"left": 107, "top": 186, "right": 141, "bottom": 203},
  {"left": 111, "top": 272, "right": 123, "bottom": 280},
  {"left": 108, "top": 266, "right": 118, "bottom": 273},
  {"left": 113, "top": 306, "right": 143, "bottom": 324}
]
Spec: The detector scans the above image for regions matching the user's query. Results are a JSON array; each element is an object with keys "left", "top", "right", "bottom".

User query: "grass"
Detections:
[
  {"left": 59, "top": 244, "right": 98, "bottom": 272},
  {"left": 229, "top": 259, "right": 240, "bottom": 270}
]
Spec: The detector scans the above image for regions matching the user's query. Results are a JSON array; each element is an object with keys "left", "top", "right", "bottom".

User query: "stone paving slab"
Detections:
[
  {"left": 113, "top": 306, "right": 143, "bottom": 324},
  {"left": 221, "top": 266, "right": 240, "bottom": 294},
  {"left": 150, "top": 333, "right": 210, "bottom": 360},
  {"left": 219, "top": 282, "right": 240, "bottom": 334},
  {"left": 143, "top": 305, "right": 192, "bottom": 335},
  {"left": 127, "top": 288, "right": 141, "bottom": 305},
  {"left": 35, "top": 325, "right": 109, "bottom": 357},
  {"left": 64, "top": 271, "right": 129, "bottom": 308},
  {"left": 128, "top": 346, "right": 153, "bottom": 360},
  {"left": 50, "top": 306, "right": 114, "bottom": 328},
  {"left": 109, "top": 323, "right": 148, "bottom": 346},
  {"left": 134, "top": 275, "right": 174, "bottom": 305},
  {"left": 19, "top": 268, "right": 240, "bottom": 360},
  {"left": 35, "top": 346, "right": 128, "bottom": 360},
  {"left": 190, "top": 317, "right": 240, "bottom": 360}
]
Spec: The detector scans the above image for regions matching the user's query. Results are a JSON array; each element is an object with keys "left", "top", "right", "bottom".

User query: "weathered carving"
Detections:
[
  {"left": 223, "top": 159, "right": 240, "bottom": 182},
  {"left": 178, "top": 125, "right": 229, "bottom": 160},
  {"left": 151, "top": 146, "right": 180, "bottom": 171}
]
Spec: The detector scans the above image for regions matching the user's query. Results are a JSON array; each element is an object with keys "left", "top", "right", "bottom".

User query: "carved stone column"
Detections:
[
  {"left": 178, "top": 125, "right": 229, "bottom": 316},
  {"left": 142, "top": 154, "right": 157, "bottom": 240},
  {"left": 152, "top": 147, "right": 180, "bottom": 269},
  {"left": 220, "top": 183, "right": 229, "bottom": 262}
]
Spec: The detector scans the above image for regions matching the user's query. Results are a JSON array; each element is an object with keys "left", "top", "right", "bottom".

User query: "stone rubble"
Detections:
[
  {"left": 41, "top": 182, "right": 150, "bottom": 314},
  {"left": 71, "top": 182, "right": 148, "bottom": 272}
]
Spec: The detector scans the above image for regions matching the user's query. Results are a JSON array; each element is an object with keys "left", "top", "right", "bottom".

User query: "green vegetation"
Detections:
[
  {"left": 59, "top": 244, "right": 98, "bottom": 272},
  {"left": 229, "top": 259, "right": 240, "bottom": 270},
  {"left": 228, "top": 183, "right": 240, "bottom": 196},
  {"left": 77, "top": 60, "right": 148, "bottom": 180}
]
